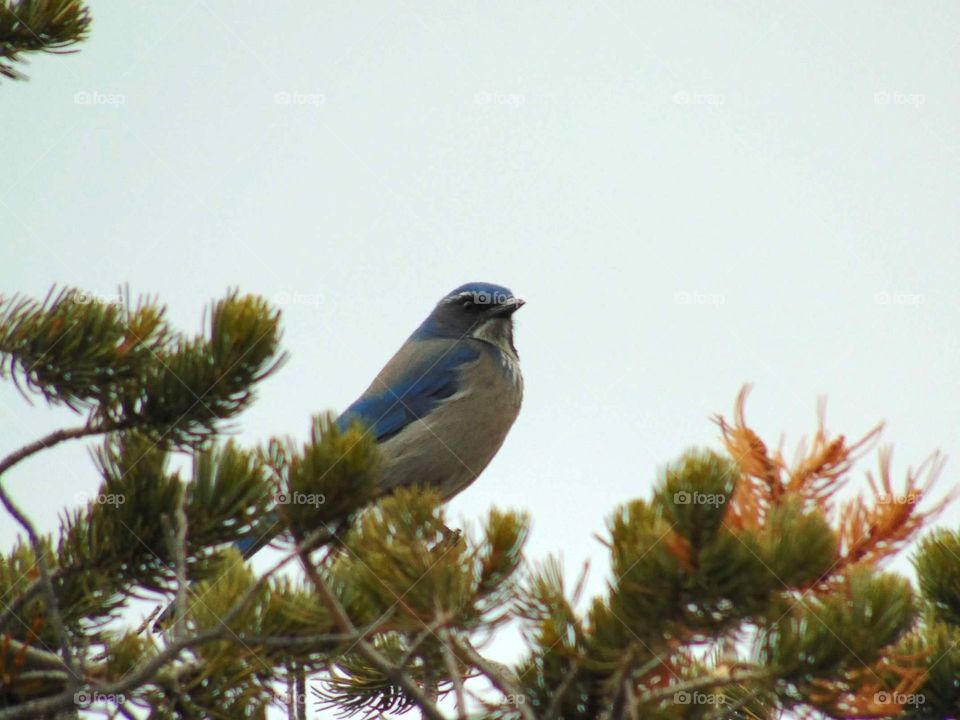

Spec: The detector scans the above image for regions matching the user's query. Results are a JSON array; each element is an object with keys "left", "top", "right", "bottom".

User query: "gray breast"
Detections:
[{"left": 377, "top": 343, "right": 522, "bottom": 500}]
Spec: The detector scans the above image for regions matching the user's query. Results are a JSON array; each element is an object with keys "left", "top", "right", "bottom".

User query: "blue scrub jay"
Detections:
[
  {"left": 157, "top": 283, "right": 523, "bottom": 626},
  {"left": 335, "top": 281, "right": 525, "bottom": 500}
]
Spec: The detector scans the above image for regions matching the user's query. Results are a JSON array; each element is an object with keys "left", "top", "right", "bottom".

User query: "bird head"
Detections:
[{"left": 414, "top": 282, "right": 525, "bottom": 355}]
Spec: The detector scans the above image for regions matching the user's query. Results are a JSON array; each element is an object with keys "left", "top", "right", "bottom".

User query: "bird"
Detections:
[
  {"left": 156, "top": 282, "right": 524, "bottom": 627},
  {"left": 240, "top": 281, "right": 525, "bottom": 549},
  {"left": 335, "top": 281, "right": 525, "bottom": 499}
]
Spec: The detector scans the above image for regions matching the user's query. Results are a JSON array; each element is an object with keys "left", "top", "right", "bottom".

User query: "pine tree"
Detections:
[
  {"left": 0, "top": 288, "right": 957, "bottom": 720},
  {"left": 0, "top": 0, "right": 90, "bottom": 80}
]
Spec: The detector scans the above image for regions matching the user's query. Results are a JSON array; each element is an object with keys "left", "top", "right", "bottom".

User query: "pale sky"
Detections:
[{"left": 2, "top": 2, "right": 959, "bottom": 718}]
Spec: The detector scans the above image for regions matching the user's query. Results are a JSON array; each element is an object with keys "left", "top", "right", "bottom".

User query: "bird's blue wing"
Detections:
[
  {"left": 233, "top": 527, "right": 276, "bottom": 559},
  {"left": 336, "top": 340, "right": 480, "bottom": 441}
]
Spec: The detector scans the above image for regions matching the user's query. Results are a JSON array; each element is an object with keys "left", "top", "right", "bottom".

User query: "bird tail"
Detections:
[{"left": 152, "top": 530, "right": 278, "bottom": 631}]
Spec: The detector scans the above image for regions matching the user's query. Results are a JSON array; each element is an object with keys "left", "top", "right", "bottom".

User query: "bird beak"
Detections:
[{"left": 491, "top": 298, "right": 525, "bottom": 317}]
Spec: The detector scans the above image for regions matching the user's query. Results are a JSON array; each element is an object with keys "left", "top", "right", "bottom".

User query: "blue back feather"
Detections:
[{"left": 336, "top": 342, "right": 480, "bottom": 440}]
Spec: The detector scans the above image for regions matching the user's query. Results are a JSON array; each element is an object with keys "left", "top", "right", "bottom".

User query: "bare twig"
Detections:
[
  {"left": 451, "top": 637, "right": 537, "bottom": 720},
  {"left": 439, "top": 629, "right": 467, "bottom": 720},
  {"left": 160, "top": 489, "right": 190, "bottom": 640},
  {"left": 542, "top": 658, "right": 582, "bottom": 720},
  {"left": 397, "top": 615, "right": 448, "bottom": 668},
  {"left": 0, "top": 478, "right": 80, "bottom": 686},
  {"left": 0, "top": 422, "right": 124, "bottom": 478},
  {"left": 294, "top": 668, "right": 306, "bottom": 720},
  {"left": 0, "top": 638, "right": 69, "bottom": 672}
]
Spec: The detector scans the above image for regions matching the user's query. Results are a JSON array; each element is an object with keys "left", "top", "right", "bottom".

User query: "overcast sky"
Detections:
[{"left": 2, "top": 2, "right": 959, "bottom": 717}]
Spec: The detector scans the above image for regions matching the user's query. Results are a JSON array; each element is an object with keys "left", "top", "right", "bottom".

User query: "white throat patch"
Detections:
[
  {"left": 470, "top": 317, "right": 516, "bottom": 357},
  {"left": 470, "top": 317, "right": 523, "bottom": 388}
]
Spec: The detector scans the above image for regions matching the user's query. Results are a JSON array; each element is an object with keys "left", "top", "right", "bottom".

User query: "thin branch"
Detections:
[
  {"left": 294, "top": 668, "right": 306, "bottom": 720},
  {"left": 451, "top": 637, "right": 537, "bottom": 720},
  {"left": 0, "top": 568, "right": 68, "bottom": 630},
  {"left": 7, "top": 670, "right": 71, "bottom": 684},
  {"left": 0, "top": 477, "right": 80, "bottom": 686},
  {"left": 606, "top": 644, "right": 641, "bottom": 720},
  {"left": 635, "top": 667, "right": 769, "bottom": 706},
  {"left": 160, "top": 488, "right": 189, "bottom": 640},
  {"left": 397, "top": 615, "right": 448, "bottom": 668},
  {"left": 0, "top": 637, "right": 70, "bottom": 672},
  {"left": 0, "top": 422, "right": 120, "bottom": 478},
  {"left": 542, "top": 658, "right": 582, "bottom": 720},
  {"left": 439, "top": 629, "right": 467, "bottom": 720},
  {"left": 230, "top": 630, "right": 362, "bottom": 648}
]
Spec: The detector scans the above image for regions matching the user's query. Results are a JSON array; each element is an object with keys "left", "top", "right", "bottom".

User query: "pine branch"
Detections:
[
  {"left": 0, "top": 637, "right": 69, "bottom": 673},
  {"left": 0, "top": 0, "right": 90, "bottom": 80},
  {"left": 3, "top": 292, "right": 955, "bottom": 720},
  {"left": 294, "top": 540, "right": 448, "bottom": 720},
  {"left": 0, "top": 420, "right": 128, "bottom": 478},
  {"left": 0, "top": 477, "right": 80, "bottom": 688},
  {"left": 0, "top": 533, "right": 347, "bottom": 719},
  {"left": 541, "top": 658, "right": 582, "bottom": 720},
  {"left": 636, "top": 666, "right": 769, "bottom": 705}
]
